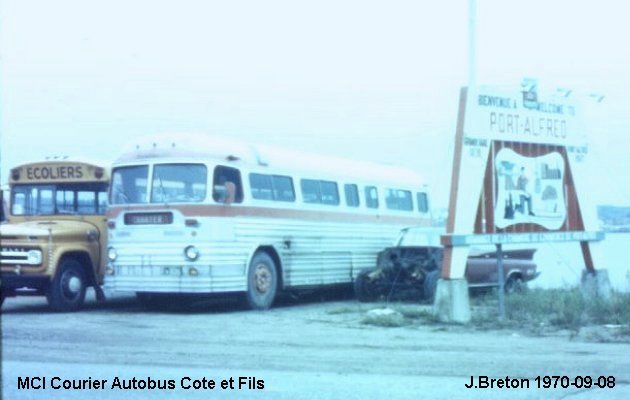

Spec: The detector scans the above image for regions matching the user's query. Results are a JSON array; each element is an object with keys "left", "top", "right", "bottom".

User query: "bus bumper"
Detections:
[{"left": 104, "top": 265, "right": 246, "bottom": 293}]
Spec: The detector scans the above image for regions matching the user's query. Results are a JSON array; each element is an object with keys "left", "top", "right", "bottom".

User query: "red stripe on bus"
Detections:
[{"left": 107, "top": 204, "right": 431, "bottom": 226}]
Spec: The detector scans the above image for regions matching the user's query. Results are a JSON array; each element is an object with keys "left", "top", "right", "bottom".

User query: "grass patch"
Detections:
[
  {"left": 354, "top": 289, "right": 630, "bottom": 341},
  {"left": 359, "top": 304, "right": 436, "bottom": 327},
  {"left": 585, "top": 293, "right": 630, "bottom": 326},
  {"left": 505, "top": 288, "right": 586, "bottom": 329},
  {"left": 326, "top": 305, "right": 363, "bottom": 315},
  {"left": 391, "top": 304, "right": 433, "bottom": 320},
  {"left": 361, "top": 308, "right": 408, "bottom": 327},
  {"left": 472, "top": 288, "right": 630, "bottom": 336}
]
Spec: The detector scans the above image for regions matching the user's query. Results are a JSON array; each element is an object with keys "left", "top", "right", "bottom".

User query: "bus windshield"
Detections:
[
  {"left": 111, "top": 164, "right": 207, "bottom": 205},
  {"left": 11, "top": 183, "right": 108, "bottom": 216}
]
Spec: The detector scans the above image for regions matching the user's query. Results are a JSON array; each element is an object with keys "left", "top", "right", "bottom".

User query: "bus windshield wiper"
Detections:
[
  {"left": 155, "top": 174, "right": 169, "bottom": 207},
  {"left": 114, "top": 186, "right": 129, "bottom": 204}
]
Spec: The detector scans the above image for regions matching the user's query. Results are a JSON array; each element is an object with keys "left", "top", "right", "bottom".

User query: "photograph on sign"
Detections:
[{"left": 494, "top": 147, "right": 566, "bottom": 229}]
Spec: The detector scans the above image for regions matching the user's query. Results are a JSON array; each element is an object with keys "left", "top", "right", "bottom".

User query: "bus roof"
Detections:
[{"left": 114, "top": 133, "right": 427, "bottom": 188}]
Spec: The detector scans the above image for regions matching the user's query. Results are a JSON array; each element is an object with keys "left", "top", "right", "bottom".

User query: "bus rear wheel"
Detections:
[
  {"left": 47, "top": 258, "right": 87, "bottom": 312},
  {"left": 245, "top": 252, "right": 278, "bottom": 310}
]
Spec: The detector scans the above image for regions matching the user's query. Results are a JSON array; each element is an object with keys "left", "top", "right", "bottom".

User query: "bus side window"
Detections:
[
  {"left": 213, "top": 166, "right": 243, "bottom": 204},
  {"left": 320, "top": 181, "right": 339, "bottom": 205},
  {"left": 249, "top": 173, "right": 274, "bottom": 200},
  {"left": 344, "top": 184, "right": 360, "bottom": 207},
  {"left": 250, "top": 173, "right": 295, "bottom": 202},
  {"left": 300, "top": 179, "right": 321, "bottom": 204},
  {"left": 272, "top": 175, "right": 295, "bottom": 202},
  {"left": 365, "top": 186, "right": 379, "bottom": 209},
  {"left": 386, "top": 189, "right": 413, "bottom": 211},
  {"left": 417, "top": 192, "right": 429, "bottom": 213}
]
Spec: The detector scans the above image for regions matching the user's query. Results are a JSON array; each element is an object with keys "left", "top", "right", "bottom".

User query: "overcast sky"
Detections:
[{"left": 1, "top": 0, "right": 628, "bottom": 207}]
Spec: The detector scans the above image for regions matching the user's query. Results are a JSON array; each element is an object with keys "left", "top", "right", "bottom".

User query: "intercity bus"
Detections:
[
  {"left": 105, "top": 135, "right": 432, "bottom": 309},
  {"left": 0, "top": 159, "right": 109, "bottom": 311}
]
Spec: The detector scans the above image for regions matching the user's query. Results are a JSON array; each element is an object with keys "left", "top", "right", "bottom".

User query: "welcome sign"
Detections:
[
  {"left": 470, "top": 90, "right": 580, "bottom": 146},
  {"left": 441, "top": 83, "right": 600, "bottom": 279}
]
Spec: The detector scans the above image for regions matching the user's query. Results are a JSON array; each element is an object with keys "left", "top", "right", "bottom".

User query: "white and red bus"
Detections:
[{"left": 104, "top": 134, "right": 431, "bottom": 309}]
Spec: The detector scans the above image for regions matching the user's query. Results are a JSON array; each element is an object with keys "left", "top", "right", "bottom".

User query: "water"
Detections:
[{"left": 531, "top": 232, "right": 630, "bottom": 292}]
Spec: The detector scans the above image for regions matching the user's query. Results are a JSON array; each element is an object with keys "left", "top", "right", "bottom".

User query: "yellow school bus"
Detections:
[{"left": 0, "top": 159, "right": 109, "bottom": 311}]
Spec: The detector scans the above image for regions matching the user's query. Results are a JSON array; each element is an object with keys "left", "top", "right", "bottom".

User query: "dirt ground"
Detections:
[{"left": 2, "top": 288, "right": 630, "bottom": 400}]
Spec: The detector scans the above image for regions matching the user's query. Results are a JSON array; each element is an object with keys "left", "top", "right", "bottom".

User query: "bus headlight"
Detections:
[
  {"left": 108, "top": 247, "right": 118, "bottom": 262},
  {"left": 184, "top": 245, "right": 199, "bottom": 261}
]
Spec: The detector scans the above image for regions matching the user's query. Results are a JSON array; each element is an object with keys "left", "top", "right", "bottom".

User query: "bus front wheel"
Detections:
[
  {"left": 47, "top": 258, "right": 87, "bottom": 312},
  {"left": 245, "top": 252, "right": 278, "bottom": 310}
]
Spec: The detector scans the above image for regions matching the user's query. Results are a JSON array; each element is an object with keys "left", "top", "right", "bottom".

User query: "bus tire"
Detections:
[
  {"left": 245, "top": 252, "right": 278, "bottom": 310},
  {"left": 47, "top": 258, "right": 87, "bottom": 312}
]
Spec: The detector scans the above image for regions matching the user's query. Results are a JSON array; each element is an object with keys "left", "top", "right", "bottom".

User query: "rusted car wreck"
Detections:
[{"left": 354, "top": 227, "right": 540, "bottom": 302}]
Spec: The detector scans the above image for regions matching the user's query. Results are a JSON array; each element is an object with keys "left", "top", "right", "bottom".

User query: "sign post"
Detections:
[
  {"left": 435, "top": 82, "right": 607, "bottom": 323},
  {"left": 496, "top": 243, "right": 505, "bottom": 319}
]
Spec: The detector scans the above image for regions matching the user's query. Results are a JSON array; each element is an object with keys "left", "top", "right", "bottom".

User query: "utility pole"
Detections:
[{"left": 468, "top": 0, "right": 478, "bottom": 87}]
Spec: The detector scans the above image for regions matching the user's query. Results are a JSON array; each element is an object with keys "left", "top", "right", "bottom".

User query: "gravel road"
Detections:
[{"left": 2, "top": 289, "right": 629, "bottom": 400}]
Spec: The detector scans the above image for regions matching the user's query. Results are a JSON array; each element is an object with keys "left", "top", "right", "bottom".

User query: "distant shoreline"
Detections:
[{"left": 602, "top": 227, "right": 630, "bottom": 233}]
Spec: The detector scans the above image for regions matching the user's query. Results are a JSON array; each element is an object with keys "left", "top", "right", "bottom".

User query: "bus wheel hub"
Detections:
[{"left": 254, "top": 264, "right": 271, "bottom": 294}]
